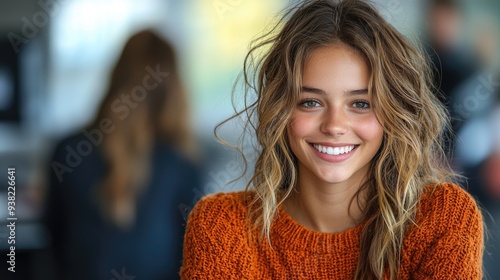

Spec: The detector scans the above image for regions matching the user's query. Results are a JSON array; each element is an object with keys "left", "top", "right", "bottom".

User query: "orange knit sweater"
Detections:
[{"left": 180, "top": 183, "right": 483, "bottom": 279}]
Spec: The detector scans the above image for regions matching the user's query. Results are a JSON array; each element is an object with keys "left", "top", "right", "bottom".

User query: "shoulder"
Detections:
[
  {"left": 402, "top": 184, "right": 484, "bottom": 277},
  {"left": 186, "top": 190, "right": 254, "bottom": 234},
  {"left": 406, "top": 182, "right": 484, "bottom": 252},
  {"left": 50, "top": 131, "right": 105, "bottom": 168},
  {"left": 51, "top": 132, "right": 89, "bottom": 155},
  {"left": 181, "top": 191, "right": 257, "bottom": 278},
  {"left": 418, "top": 182, "right": 483, "bottom": 225},
  {"left": 153, "top": 143, "right": 191, "bottom": 165},
  {"left": 151, "top": 143, "right": 201, "bottom": 180},
  {"left": 49, "top": 132, "right": 105, "bottom": 185}
]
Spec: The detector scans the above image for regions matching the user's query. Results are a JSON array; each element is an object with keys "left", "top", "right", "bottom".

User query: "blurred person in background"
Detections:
[
  {"left": 453, "top": 9, "right": 500, "bottom": 203},
  {"left": 456, "top": 78, "right": 500, "bottom": 280},
  {"left": 425, "top": 0, "right": 480, "bottom": 157},
  {"left": 448, "top": 4, "right": 500, "bottom": 279},
  {"left": 426, "top": 1, "right": 500, "bottom": 278},
  {"left": 43, "top": 30, "right": 201, "bottom": 280}
]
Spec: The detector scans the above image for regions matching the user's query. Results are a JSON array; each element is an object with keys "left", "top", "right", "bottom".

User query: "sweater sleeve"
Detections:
[
  {"left": 412, "top": 183, "right": 484, "bottom": 279},
  {"left": 179, "top": 192, "right": 255, "bottom": 279}
]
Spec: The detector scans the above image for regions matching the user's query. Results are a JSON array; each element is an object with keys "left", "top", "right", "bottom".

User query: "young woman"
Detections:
[{"left": 180, "top": 0, "right": 484, "bottom": 279}]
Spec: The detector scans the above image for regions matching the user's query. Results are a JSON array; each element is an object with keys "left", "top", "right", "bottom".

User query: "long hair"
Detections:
[
  {"left": 89, "top": 30, "right": 193, "bottom": 228},
  {"left": 217, "top": 0, "right": 458, "bottom": 279}
]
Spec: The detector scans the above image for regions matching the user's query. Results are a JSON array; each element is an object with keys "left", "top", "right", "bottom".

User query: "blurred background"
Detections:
[{"left": 0, "top": 0, "right": 498, "bottom": 279}]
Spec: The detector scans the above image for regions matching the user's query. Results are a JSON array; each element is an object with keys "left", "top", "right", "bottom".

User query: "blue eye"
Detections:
[
  {"left": 300, "top": 99, "right": 321, "bottom": 108},
  {"left": 352, "top": 100, "right": 370, "bottom": 109}
]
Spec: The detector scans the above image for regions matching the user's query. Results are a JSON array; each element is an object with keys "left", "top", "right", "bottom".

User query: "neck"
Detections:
[{"left": 283, "top": 169, "right": 368, "bottom": 233}]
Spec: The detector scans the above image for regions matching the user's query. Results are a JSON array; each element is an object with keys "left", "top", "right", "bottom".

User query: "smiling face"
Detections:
[{"left": 288, "top": 44, "right": 384, "bottom": 189}]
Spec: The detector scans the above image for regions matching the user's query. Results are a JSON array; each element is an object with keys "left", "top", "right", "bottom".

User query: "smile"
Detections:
[{"left": 313, "top": 144, "right": 356, "bottom": 156}]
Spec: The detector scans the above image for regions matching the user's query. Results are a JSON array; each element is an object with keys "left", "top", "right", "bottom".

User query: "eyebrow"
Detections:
[{"left": 301, "top": 86, "right": 368, "bottom": 96}]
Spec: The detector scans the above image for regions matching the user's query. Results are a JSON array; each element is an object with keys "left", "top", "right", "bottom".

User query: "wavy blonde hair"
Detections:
[
  {"left": 216, "top": 0, "right": 458, "bottom": 279},
  {"left": 90, "top": 30, "right": 193, "bottom": 228}
]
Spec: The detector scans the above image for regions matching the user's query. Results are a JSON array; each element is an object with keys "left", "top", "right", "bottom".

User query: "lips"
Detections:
[{"left": 312, "top": 144, "right": 356, "bottom": 156}]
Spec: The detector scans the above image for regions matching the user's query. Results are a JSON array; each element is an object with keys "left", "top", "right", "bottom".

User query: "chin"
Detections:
[{"left": 314, "top": 168, "right": 354, "bottom": 185}]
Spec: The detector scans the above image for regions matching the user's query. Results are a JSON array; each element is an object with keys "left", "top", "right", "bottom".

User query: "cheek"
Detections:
[
  {"left": 288, "top": 114, "right": 317, "bottom": 140},
  {"left": 355, "top": 116, "right": 384, "bottom": 144}
]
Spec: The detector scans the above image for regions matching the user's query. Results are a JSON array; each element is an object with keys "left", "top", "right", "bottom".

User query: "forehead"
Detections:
[{"left": 302, "top": 44, "right": 370, "bottom": 94}]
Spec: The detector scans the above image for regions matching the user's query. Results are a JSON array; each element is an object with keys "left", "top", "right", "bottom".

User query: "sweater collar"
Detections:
[{"left": 269, "top": 204, "right": 366, "bottom": 253}]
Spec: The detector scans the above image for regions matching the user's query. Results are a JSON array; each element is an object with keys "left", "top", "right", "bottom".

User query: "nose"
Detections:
[{"left": 320, "top": 107, "right": 348, "bottom": 136}]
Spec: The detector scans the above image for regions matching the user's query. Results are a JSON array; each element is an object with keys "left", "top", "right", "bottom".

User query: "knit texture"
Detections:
[{"left": 180, "top": 183, "right": 483, "bottom": 279}]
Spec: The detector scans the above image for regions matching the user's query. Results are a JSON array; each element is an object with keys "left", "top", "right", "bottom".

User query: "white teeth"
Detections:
[{"left": 313, "top": 144, "right": 355, "bottom": 155}]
